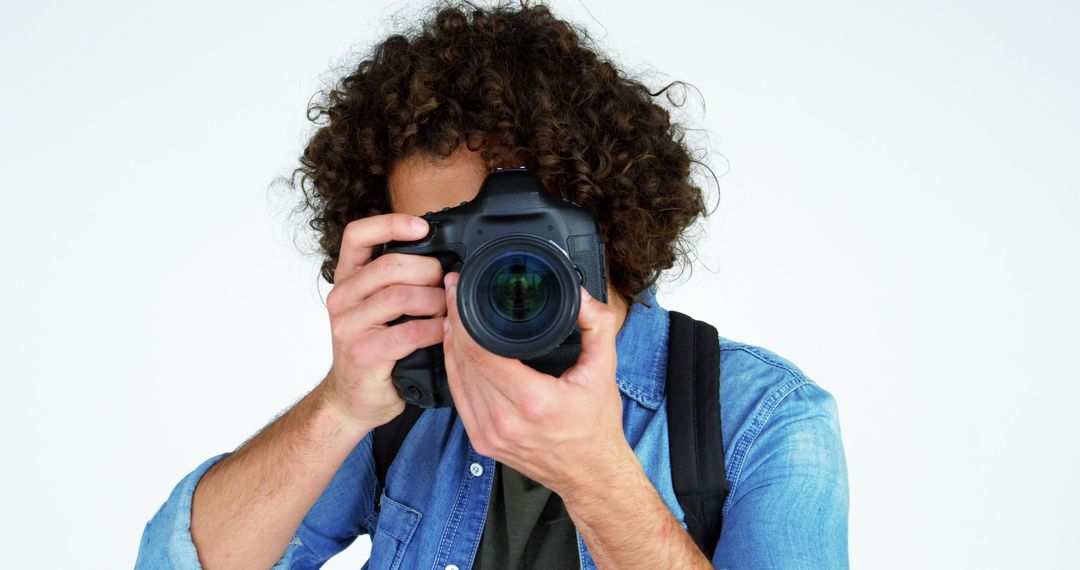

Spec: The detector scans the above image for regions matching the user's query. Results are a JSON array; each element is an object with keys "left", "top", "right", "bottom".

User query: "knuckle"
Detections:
[
  {"left": 521, "top": 395, "right": 550, "bottom": 422},
  {"left": 492, "top": 412, "right": 519, "bottom": 441},
  {"left": 343, "top": 219, "right": 366, "bottom": 246},
  {"left": 381, "top": 326, "right": 399, "bottom": 350},
  {"left": 372, "top": 253, "right": 403, "bottom": 275},
  {"left": 385, "top": 320, "right": 421, "bottom": 349},
  {"left": 396, "top": 320, "right": 421, "bottom": 344},
  {"left": 380, "top": 284, "right": 411, "bottom": 307},
  {"left": 326, "top": 287, "right": 345, "bottom": 314},
  {"left": 341, "top": 220, "right": 358, "bottom": 245},
  {"left": 491, "top": 411, "right": 510, "bottom": 435}
]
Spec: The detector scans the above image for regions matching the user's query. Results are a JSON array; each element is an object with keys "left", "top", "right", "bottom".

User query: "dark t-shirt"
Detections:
[{"left": 471, "top": 461, "right": 579, "bottom": 569}]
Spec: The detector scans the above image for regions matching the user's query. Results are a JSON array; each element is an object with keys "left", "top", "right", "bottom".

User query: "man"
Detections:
[{"left": 137, "top": 2, "right": 848, "bottom": 568}]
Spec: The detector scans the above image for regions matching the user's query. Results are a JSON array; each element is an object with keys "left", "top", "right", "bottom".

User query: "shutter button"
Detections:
[{"left": 469, "top": 462, "right": 484, "bottom": 477}]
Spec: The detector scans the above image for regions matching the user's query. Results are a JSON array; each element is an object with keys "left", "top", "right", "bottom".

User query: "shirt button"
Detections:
[
  {"left": 469, "top": 462, "right": 484, "bottom": 477},
  {"left": 446, "top": 565, "right": 460, "bottom": 570}
]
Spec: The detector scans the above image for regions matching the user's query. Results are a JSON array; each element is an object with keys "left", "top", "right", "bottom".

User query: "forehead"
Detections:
[{"left": 387, "top": 146, "right": 490, "bottom": 216}]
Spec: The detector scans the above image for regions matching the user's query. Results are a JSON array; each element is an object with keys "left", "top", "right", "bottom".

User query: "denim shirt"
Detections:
[{"left": 137, "top": 288, "right": 849, "bottom": 569}]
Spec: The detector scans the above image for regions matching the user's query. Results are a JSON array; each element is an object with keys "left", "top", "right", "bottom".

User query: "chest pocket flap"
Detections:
[{"left": 371, "top": 493, "right": 422, "bottom": 570}]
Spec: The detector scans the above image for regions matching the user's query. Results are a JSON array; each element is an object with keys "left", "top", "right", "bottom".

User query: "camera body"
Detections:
[{"left": 382, "top": 166, "right": 607, "bottom": 408}]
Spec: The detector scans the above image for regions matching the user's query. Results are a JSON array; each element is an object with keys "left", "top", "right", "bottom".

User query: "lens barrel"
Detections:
[{"left": 456, "top": 235, "right": 580, "bottom": 359}]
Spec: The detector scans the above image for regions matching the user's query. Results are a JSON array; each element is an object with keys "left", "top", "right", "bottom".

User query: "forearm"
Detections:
[
  {"left": 561, "top": 445, "right": 713, "bottom": 570},
  {"left": 190, "top": 379, "right": 371, "bottom": 569}
]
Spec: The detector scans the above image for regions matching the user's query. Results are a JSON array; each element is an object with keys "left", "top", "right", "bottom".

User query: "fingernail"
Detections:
[
  {"left": 580, "top": 286, "right": 591, "bottom": 302},
  {"left": 442, "top": 317, "right": 450, "bottom": 333},
  {"left": 411, "top": 217, "right": 428, "bottom": 233}
]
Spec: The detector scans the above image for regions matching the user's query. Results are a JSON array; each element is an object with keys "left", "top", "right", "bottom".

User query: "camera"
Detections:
[{"left": 381, "top": 166, "right": 608, "bottom": 408}]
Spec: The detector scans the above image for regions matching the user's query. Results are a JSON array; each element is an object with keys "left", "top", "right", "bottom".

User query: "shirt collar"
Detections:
[{"left": 613, "top": 286, "right": 668, "bottom": 410}]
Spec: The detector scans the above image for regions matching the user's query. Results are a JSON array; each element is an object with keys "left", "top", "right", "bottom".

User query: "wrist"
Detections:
[
  {"left": 557, "top": 440, "right": 643, "bottom": 505},
  {"left": 558, "top": 441, "right": 711, "bottom": 570},
  {"left": 313, "top": 379, "right": 377, "bottom": 441}
]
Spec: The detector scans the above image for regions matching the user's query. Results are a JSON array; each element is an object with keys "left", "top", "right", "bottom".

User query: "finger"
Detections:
[
  {"left": 334, "top": 213, "right": 429, "bottom": 283},
  {"left": 443, "top": 313, "right": 492, "bottom": 452},
  {"left": 444, "top": 272, "right": 546, "bottom": 406},
  {"left": 326, "top": 253, "right": 443, "bottom": 315},
  {"left": 350, "top": 284, "right": 446, "bottom": 328},
  {"left": 562, "top": 286, "right": 617, "bottom": 384},
  {"left": 370, "top": 316, "right": 446, "bottom": 363}
]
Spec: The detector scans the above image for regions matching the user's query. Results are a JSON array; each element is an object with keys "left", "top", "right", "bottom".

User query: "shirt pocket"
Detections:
[{"left": 369, "top": 492, "right": 422, "bottom": 570}]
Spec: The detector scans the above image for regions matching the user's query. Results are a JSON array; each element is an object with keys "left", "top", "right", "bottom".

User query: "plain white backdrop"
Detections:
[{"left": 2, "top": 0, "right": 1077, "bottom": 567}]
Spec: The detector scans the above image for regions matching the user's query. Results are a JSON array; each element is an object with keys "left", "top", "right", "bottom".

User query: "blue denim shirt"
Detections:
[{"left": 137, "top": 288, "right": 849, "bottom": 569}]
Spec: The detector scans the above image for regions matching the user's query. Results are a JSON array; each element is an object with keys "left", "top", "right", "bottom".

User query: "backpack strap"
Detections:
[
  {"left": 666, "top": 310, "right": 728, "bottom": 558},
  {"left": 372, "top": 402, "right": 424, "bottom": 497},
  {"left": 373, "top": 310, "right": 731, "bottom": 559}
]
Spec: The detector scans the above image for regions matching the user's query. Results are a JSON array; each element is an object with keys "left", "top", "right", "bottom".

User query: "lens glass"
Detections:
[
  {"left": 489, "top": 254, "right": 550, "bottom": 321},
  {"left": 478, "top": 251, "right": 562, "bottom": 340}
]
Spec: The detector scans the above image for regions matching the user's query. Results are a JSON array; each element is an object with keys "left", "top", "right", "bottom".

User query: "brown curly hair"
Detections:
[{"left": 283, "top": 0, "right": 718, "bottom": 304}]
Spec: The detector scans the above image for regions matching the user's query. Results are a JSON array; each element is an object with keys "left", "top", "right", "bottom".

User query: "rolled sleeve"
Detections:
[
  {"left": 135, "top": 453, "right": 228, "bottom": 569},
  {"left": 712, "top": 380, "right": 850, "bottom": 569},
  {"left": 135, "top": 454, "right": 315, "bottom": 569},
  {"left": 136, "top": 431, "right": 377, "bottom": 569}
]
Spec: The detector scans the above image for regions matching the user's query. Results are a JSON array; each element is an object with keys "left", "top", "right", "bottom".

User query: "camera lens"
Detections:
[
  {"left": 477, "top": 250, "right": 562, "bottom": 343},
  {"left": 486, "top": 252, "right": 554, "bottom": 323},
  {"left": 457, "top": 235, "right": 580, "bottom": 359}
]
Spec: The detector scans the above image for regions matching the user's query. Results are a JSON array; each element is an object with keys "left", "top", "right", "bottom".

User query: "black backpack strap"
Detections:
[
  {"left": 372, "top": 402, "right": 424, "bottom": 497},
  {"left": 666, "top": 310, "right": 728, "bottom": 558}
]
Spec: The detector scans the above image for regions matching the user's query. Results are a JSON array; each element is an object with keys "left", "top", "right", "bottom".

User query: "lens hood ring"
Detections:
[{"left": 456, "top": 234, "right": 580, "bottom": 360}]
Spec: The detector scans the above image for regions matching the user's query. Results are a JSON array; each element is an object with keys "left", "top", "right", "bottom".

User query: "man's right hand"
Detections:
[
  {"left": 190, "top": 212, "right": 445, "bottom": 569},
  {"left": 319, "top": 212, "right": 447, "bottom": 432}
]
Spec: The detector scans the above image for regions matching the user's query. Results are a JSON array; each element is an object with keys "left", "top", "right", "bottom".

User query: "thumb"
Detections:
[{"left": 564, "top": 286, "right": 617, "bottom": 383}]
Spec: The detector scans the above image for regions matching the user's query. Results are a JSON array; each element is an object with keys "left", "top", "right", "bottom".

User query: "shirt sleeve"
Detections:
[
  {"left": 711, "top": 380, "right": 850, "bottom": 570},
  {"left": 135, "top": 431, "right": 379, "bottom": 569}
]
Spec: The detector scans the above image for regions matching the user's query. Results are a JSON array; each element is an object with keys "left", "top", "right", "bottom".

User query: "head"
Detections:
[{"left": 287, "top": 0, "right": 713, "bottom": 306}]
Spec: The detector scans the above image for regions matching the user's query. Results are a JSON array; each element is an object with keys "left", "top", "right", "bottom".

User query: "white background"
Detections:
[{"left": 2, "top": 0, "right": 1077, "bottom": 568}]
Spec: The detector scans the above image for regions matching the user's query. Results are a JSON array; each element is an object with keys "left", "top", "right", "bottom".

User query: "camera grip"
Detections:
[{"left": 389, "top": 315, "right": 454, "bottom": 408}]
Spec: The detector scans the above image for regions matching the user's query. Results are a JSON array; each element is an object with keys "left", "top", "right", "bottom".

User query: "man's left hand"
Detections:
[{"left": 441, "top": 271, "right": 635, "bottom": 497}]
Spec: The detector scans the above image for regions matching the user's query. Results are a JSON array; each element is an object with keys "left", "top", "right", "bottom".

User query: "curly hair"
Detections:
[{"left": 284, "top": 0, "right": 717, "bottom": 304}]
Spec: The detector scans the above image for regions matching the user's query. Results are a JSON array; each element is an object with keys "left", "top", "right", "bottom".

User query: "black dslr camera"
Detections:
[{"left": 382, "top": 166, "right": 607, "bottom": 408}]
